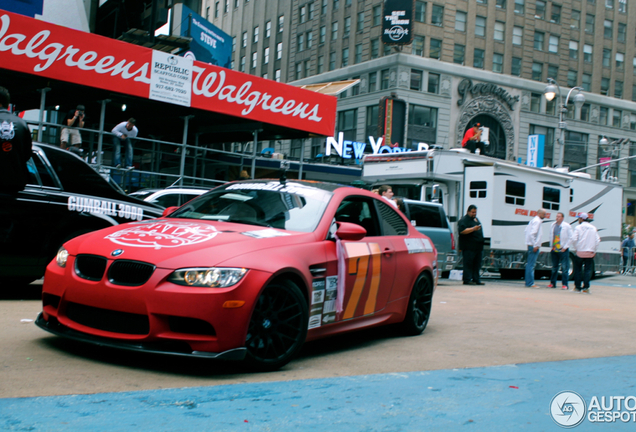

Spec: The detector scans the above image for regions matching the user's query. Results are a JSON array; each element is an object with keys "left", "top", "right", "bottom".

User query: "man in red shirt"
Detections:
[{"left": 462, "top": 123, "right": 485, "bottom": 154}]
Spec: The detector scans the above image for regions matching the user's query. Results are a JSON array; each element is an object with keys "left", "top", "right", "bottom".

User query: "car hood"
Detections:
[{"left": 66, "top": 219, "right": 315, "bottom": 269}]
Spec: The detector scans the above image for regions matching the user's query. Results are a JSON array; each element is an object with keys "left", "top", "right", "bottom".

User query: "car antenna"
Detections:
[{"left": 279, "top": 160, "right": 290, "bottom": 185}]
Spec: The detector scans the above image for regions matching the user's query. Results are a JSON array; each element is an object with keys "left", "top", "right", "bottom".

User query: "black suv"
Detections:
[{"left": 0, "top": 143, "right": 163, "bottom": 286}]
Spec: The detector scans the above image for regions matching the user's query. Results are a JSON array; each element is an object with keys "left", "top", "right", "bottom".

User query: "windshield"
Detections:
[{"left": 168, "top": 181, "right": 333, "bottom": 232}]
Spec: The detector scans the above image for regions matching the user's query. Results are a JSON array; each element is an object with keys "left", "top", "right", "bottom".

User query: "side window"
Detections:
[
  {"left": 335, "top": 197, "right": 379, "bottom": 236},
  {"left": 469, "top": 181, "right": 487, "bottom": 198},
  {"left": 542, "top": 187, "right": 560, "bottom": 210},
  {"left": 153, "top": 194, "right": 181, "bottom": 208},
  {"left": 505, "top": 180, "right": 525, "bottom": 205},
  {"left": 31, "top": 153, "right": 57, "bottom": 187},
  {"left": 376, "top": 200, "right": 408, "bottom": 235},
  {"left": 26, "top": 159, "right": 40, "bottom": 186},
  {"left": 408, "top": 204, "right": 443, "bottom": 228}
]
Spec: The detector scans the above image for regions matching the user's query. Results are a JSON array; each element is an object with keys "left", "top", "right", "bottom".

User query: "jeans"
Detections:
[
  {"left": 525, "top": 245, "right": 540, "bottom": 286},
  {"left": 550, "top": 250, "right": 570, "bottom": 287},
  {"left": 112, "top": 136, "right": 133, "bottom": 167},
  {"left": 573, "top": 255, "right": 593, "bottom": 290},
  {"left": 462, "top": 248, "right": 483, "bottom": 283}
]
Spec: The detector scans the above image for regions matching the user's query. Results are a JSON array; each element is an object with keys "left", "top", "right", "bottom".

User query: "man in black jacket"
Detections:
[
  {"left": 0, "top": 86, "right": 32, "bottom": 194},
  {"left": 458, "top": 204, "right": 485, "bottom": 285}
]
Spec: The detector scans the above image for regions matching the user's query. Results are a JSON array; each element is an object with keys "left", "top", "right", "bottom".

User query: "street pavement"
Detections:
[{"left": 2, "top": 274, "right": 636, "bottom": 431}]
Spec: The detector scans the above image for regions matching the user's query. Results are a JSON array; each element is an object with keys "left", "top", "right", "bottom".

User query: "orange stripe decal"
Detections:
[
  {"left": 343, "top": 243, "right": 370, "bottom": 320},
  {"left": 363, "top": 243, "right": 382, "bottom": 315}
]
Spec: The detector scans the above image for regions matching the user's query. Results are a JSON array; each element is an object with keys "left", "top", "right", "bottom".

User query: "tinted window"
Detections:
[
  {"left": 42, "top": 148, "right": 117, "bottom": 197},
  {"left": 469, "top": 181, "right": 487, "bottom": 198},
  {"left": 336, "top": 197, "right": 379, "bottom": 236},
  {"left": 408, "top": 204, "right": 444, "bottom": 228},
  {"left": 377, "top": 200, "right": 408, "bottom": 235},
  {"left": 505, "top": 180, "right": 526, "bottom": 205},
  {"left": 542, "top": 187, "right": 560, "bottom": 210},
  {"left": 31, "top": 153, "right": 57, "bottom": 187}
]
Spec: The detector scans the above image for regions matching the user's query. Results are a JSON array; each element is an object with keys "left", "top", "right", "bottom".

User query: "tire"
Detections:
[
  {"left": 398, "top": 273, "right": 434, "bottom": 336},
  {"left": 244, "top": 280, "right": 308, "bottom": 371}
]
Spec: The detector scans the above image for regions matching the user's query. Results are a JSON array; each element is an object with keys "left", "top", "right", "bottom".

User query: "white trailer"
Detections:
[{"left": 362, "top": 149, "right": 623, "bottom": 277}]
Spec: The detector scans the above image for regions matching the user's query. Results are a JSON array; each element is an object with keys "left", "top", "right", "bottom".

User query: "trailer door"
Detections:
[{"left": 463, "top": 166, "right": 494, "bottom": 238}]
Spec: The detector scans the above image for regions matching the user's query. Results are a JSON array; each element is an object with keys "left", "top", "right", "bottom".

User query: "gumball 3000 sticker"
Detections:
[{"left": 106, "top": 221, "right": 220, "bottom": 249}]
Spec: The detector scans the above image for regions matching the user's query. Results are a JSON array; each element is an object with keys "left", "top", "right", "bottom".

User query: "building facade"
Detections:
[{"left": 209, "top": 0, "right": 636, "bottom": 226}]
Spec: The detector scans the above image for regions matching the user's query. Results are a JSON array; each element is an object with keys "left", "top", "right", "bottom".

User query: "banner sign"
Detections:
[
  {"left": 382, "top": 0, "right": 414, "bottom": 45},
  {"left": 526, "top": 134, "right": 545, "bottom": 168},
  {"left": 0, "top": 10, "right": 336, "bottom": 136},
  {"left": 175, "top": 4, "right": 232, "bottom": 69}
]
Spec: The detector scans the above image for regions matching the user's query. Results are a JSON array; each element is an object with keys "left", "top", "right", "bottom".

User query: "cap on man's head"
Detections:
[
  {"left": 578, "top": 212, "right": 588, "bottom": 220},
  {"left": 474, "top": 123, "right": 481, "bottom": 127}
]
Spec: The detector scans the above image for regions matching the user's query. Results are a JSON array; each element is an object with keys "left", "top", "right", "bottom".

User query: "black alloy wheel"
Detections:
[
  {"left": 244, "top": 280, "right": 308, "bottom": 371},
  {"left": 399, "top": 273, "right": 433, "bottom": 336}
]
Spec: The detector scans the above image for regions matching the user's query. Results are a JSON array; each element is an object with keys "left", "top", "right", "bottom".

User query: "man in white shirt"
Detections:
[
  {"left": 524, "top": 208, "right": 546, "bottom": 287},
  {"left": 111, "top": 118, "right": 138, "bottom": 168},
  {"left": 378, "top": 185, "right": 398, "bottom": 208},
  {"left": 569, "top": 213, "right": 600, "bottom": 293},
  {"left": 548, "top": 212, "right": 572, "bottom": 290}
]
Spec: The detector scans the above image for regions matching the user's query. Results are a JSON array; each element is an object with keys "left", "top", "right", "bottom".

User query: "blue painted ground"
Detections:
[{"left": 2, "top": 355, "right": 636, "bottom": 431}]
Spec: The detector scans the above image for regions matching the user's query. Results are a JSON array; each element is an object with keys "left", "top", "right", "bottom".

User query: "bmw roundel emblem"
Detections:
[{"left": 111, "top": 249, "right": 124, "bottom": 257}]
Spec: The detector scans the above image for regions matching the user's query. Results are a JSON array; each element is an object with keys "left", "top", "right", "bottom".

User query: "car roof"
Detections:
[{"left": 224, "top": 179, "right": 348, "bottom": 193}]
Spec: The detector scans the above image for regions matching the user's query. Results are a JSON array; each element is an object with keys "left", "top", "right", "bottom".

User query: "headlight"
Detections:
[
  {"left": 56, "top": 247, "right": 69, "bottom": 268},
  {"left": 168, "top": 267, "right": 248, "bottom": 288}
]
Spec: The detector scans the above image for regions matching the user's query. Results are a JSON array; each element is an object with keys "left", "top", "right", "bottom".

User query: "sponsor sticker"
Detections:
[{"left": 106, "top": 221, "right": 220, "bottom": 249}]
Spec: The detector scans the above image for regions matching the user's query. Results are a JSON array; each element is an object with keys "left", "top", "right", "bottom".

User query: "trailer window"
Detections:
[
  {"left": 570, "top": 189, "right": 573, "bottom": 203},
  {"left": 469, "top": 181, "right": 487, "bottom": 198},
  {"left": 505, "top": 180, "right": 525, "bottom": 205},
  {"left": 542, "top": 187, "right": 560, "bottom": 210}
]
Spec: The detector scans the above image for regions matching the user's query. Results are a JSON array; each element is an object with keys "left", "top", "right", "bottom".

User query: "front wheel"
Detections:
[
  {"left": 244, "top": 280, "right": 308, "bottom": 371},
  {"left": 398, "top": 273, "right": 433, "bottom": 336}
]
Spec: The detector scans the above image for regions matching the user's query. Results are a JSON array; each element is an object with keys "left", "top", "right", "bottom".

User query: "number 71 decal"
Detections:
[{"left": 342, "top": 242, "right": 381, "bottom": 320}]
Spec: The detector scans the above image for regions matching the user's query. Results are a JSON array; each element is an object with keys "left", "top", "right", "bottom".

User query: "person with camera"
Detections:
[
  {"left": 60, "top": 104, "right": 85, "bottom": 154},
  {"left": 461, "top": 123, "right": 485, "bottom": 154}
]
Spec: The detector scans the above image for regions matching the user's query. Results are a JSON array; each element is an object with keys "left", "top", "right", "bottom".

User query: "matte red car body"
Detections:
[{"left": 37, "top": 183, "right": 437, "bottom": 363}]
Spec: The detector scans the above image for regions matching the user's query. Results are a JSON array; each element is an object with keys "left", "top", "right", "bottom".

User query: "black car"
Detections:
[{"left": 0, "top": 143, "right": 163, "bottom": 286}]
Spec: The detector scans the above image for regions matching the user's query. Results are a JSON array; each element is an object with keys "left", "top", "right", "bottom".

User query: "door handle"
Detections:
[{"left": 383, "top": 247, "right": 394, "bottom": 257}]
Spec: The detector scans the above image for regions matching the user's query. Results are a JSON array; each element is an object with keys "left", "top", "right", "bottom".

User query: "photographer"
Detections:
[
  {"left": 462, "top": 123, "right": 485, "bottom": 154},
  {"left": 60, "top": 104, "right": 85, "bottom": 154}
]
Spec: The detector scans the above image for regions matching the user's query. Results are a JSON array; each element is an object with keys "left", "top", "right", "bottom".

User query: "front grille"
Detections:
[
  {"left": 75, "top": 255, "right": 107, "bottom": 281},
  {"left": 108, "top": 260, "right": 155, "bottom": 286},
  {"left": 66, "top": 302, "right": 149, "bottom": 335}
]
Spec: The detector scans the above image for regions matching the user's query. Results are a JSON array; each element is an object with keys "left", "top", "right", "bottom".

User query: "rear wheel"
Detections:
[
  {"left": 244, "top": 280, "right": 308, "bottom": 371},
  {"left": 398, "top": 273, "right": 433, "bottom": 336}
]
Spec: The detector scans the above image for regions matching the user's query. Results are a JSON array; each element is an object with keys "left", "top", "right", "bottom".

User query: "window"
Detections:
[
  {"left": 321, "top": 0, "right": 327, "bottom": 15},
  {"left": 380, "top": 69, "right": 390, "bottom": 89},
  {"left": 277, "top": 42, "right": 283, "bottom": 59},
  {"left": 532, "top": 62, "right": 542, "bottom": 81},
  {"left": 242, "top": 32, "right": 247, "bottom": 48},
  {"left": 214, "top": 2, "right": 219, "bottom": 18},
  {"left": 409, "top": 203, "right": 445, "bottom": 228},
  {"left": 412, "top": 36, "right": 424, "bottom": 56},
  {"left": 535, "top": 1, "right": 546, "bottom": 19},
  {"left": 415, "top": 1, "right": 426, "bottom": 23},
  {"left": 600, "top": 106, "right": 609, "bottom": 123},
  {"left": 239, "top": 56, "right": 245, "bottom": 72},
  {"left": 431, "top": 5, "right": 443, "bottom": 26},
  {"left": 494, "top": 22, "right": 505, "bottom": 41},
  {"left": 606, "top": 0, "right": 614, "bottom": 9},
  {"left": 474, "top": 48, "right": 485, "bottom": 68},
  {"left": 505, "top": 181, "right": 525, "bottom": 205},
  {"left": 368, "top": 71, "right": 377, "bottom": 92},
  {"left": 408, "top": 104, "right": 437, "bottom": 128},
  {"left": 584, "top": 44, "right": 592, "bottom": 63},
  {"left": 251, "top": 52, "right": 257, "bottom": 69},
  {"left": 581, "top": 103, "right": 590, "bottom": 121},
  {"left": 428, "top": 73, "right": 440, "bottom": 93},
  {"left": 266, "top": 21, "right": 271, "bottom": 38},
  {"left": 372, "top": 5, "right": 381, "bottom": 26},
  {"left": 224, "top": 0, "right": 229, "bottom": 13},
  {"left": 619, "top": 0, "right": 626, "bottom": 13},
  {"left": 617, "top": 52, "right": 625, "bottom": 69},
  {"left": 617, "top": 23, "right": 626, "bottom": 43},
  {"left": 548, "top": 65, "right": 558, "bottom": 80},
  {"left": 530, "top": 93, "right": 541, "bottom": 112},
  {"left": 551, "top": 4, "right": 561, "bottom": 23},
  {"left": 371, "top": 39, "right": 379, "bottom": 59},
  {"left": 513, "top": 26, "right": 523, "bottom": 45},
  {"left": 297, "top": 34, "right": 304, "bottom": 52},
  {"left": 454, "top": 44, "right": 465, "bottom": 64},
  {"left": 342, "top": 47, "right": 349, "bottom": 67},
  {"left": 582, "top": 74, "right": 591, "bottom": 91},
  {"left": 331, "top": 22, "right": 338, "bottom": 41},
  {"left": 232, "top": 37, "right": 237, "bottom": 53},
  {"left": 320, "top": 26, "right": 326, "bottom": 43},
  {"left": 601, "top": 78, "right": 610, "bottom": 95},
  {"left": 530, "top": 125, "right": 555, "bottom": 167},
  {"left": 307, "top": 31, "right": 313, "bottom": 49},
  {"left": 300, "top": 6, "right": 307, "bottom": 23},
  {"left": 337, "top": 109, "right": 357, "bottom": 143},
  {"left": 511, "top": 57, "right": 522, "bottom": 76},
  {"left": 278, "top": 15, "right": 284, "bottom": 33},
  {"left": 569, "top": 41, "right": 578, "bottom": 59},
  {"left": 333, "top": 0, "right": 339, "bottom": 11},
  {"left": 430, "top": 39, "right": 441, "bottom": 59},
  {"left": 548, "top": 35, "right": 559, "bottom": 53},
  {"left": 295, "top": 63, "right": 303, "bottom": 80},
  {"left": 496, "top": 0, "right": 506, "bottom": 8},
  {"left": 309, "top": 2, "right": 315, "bottom": 20},
  {"left": 383, "top": 44, "right": 392, "bottom": 56},
  {"left": 543, "top": 187, "right": 560, "bottom": 210},
  {"left": 234, "top": 0, "right": 239, "bottom": 9},
  {"left": 614, "top": 81, "right": 623, "bottom": 99},
  {"left": 563, "top": 131, "right": 588, "bottom": 172},
  {"left": 344, "top": 16, "right": 351, "bottom": 37},
  {"left": 633, "top": 57, "right": 636, "bottom": 75},
  {"left": 586, "top": 14, "right": 594, "bottom": 33},
  {"left": 493, "top": 53, "right": 503, "bottom": 73},
  {"left": 470, "top": 181, "right": 488, "bottom": 199},
  {"left": 263, "top": 47, "right": 269, "bottom": 64},
  {"left": 475, "top": 16, "right": 486, "bottom": 37},
  {"left": 534, "top": 31, "right": 544, "bottom": 50},
  {"left": 410, "top": 69, "right": 423, "bottom": 91},
  {"left": 317, "top": 56, "right": 324, "bottom": 73},
  {"left": 514, "top": 0, "right": 524, "bottom": 14},
  {"left": 355, "top": 44, "right": 362, "bottom": 63},
  {"left": 455, "top": 11, "right": 466, "bottom": 31},
  {"left": 357, "top": 12, "right": 364, "bottom": 32},
  {"left": 571, "top": 10, "right": 580, "bottom": 30},
  {"left": 604, "top": 20, "right": 613, "bottom": 39},
  {"left": 567, "top": 70, "right": 577, "bottom": 87},
  {"left": 329, "top": 52, "right": 336, "bottom": 70},
  {"left": 614, "top": 109, "right": 622, "bottom": 127},
  {"left": 603, "top": 49, "right": 611, "bottom": 67}
]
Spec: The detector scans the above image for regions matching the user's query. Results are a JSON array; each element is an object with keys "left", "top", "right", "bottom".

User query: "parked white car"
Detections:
[{"left": 129, "top": 186, "right": 209, "bottom": 208}]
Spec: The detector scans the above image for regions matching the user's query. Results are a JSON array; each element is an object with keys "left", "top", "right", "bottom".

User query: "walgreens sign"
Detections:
[{"left": 0, "top": 10, "right": 336, "bottom": 136}]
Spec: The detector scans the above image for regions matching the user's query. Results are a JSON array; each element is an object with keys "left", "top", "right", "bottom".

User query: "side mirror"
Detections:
[
  {"left": 431, "top": 184, "right": 440, "bottom": 203},
  {"left": 335, "top": 222, "right": 367, "bottom": 241},
  {"left": 162, "top": 206, "right": 179, "bottom": 217}
]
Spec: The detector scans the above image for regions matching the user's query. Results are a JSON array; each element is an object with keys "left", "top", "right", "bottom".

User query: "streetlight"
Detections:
[
  {"left": 543, "top": 78, "right": 585, "bottom": 168},
  {"left": 598, "top": 136, "right": 627, "bottom": 182}
]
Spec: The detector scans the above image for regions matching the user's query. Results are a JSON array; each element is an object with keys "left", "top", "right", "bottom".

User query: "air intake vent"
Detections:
[
  {"left": 75, "top": 255, "right": 107, "bottom": 281},
  {"left": 66, "top": 302, "right": 149, "bottom": 335},
  {"left": 108, "top": 260, "right": 155, "bottom": 286}
]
